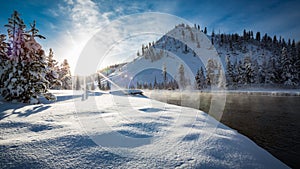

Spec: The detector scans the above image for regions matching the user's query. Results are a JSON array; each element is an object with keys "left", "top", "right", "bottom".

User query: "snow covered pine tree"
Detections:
[
  {"left": 58, "top": 59, "right": 72, "bottom": 89},
  {"left": 1, "top": 11, "right": 56, "bottom": 103},
  {"left": 46, "top": 48, "right": 61, "bottom": 89},
  {"left": 0, "top": 33, "right": 9, "bottom": 91}
]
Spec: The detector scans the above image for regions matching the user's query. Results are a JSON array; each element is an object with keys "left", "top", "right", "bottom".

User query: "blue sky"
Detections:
[{"left": 0, "top": 0, "right": 299, "bottom": 71}]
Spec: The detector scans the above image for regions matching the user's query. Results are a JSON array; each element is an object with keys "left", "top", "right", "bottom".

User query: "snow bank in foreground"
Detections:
[{"left": 0, "top": 90, "right": 289, "bottom": 168}]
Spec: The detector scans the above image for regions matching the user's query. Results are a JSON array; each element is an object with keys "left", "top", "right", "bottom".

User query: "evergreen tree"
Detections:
[
  {"left": 273, "top": 35, "right": 278, "bottom": 44},
  {"left": 97, "top": 74, "right": 101, "bottom": 90},
  {"left": 252, "top": 59, "right": 259, "bottom": 84},
  {"left": 220, "top": 34, "right": 224, "bottom": 45},
  {"left": 153, "top": 76, "right": 158, "bottom": 89},
  {"left": 184, "top": 44, "right": 188, "bottom": 53},
  {"left": 243, "top": 29, "right": 247, "bottom": 41},
  {"left": 195, "top": 69, "right": 200, "bottom": 89},
  {"left": 141, "top": 44, "right": 145, "bottom": 56},
  {"left": 273, "top": 49, "right": 283, "bottom": 84},
  {"left": 204, "top": 27, "right": 207, "bottom": 34},
  {"left": 5, "top": 11, "right": 26, "bottom": 60},
  {"left": 244, "top": 57, "right": 255, "bottom": 84},
  {"left": 281, "top": 47, "right": 298, "bottom": 86},
  {"left": 196, "top": 36, "right": 200, "bottom": 48},
  {"left": 291, "top": 40, "right": 299, "bottom": 85},
  {"left": 237, "top": 60, "right": 245, "bottom": 85},
  {"left": 75, "top": 76, "right": 81, "bottom": 90},
  {"left": 218, "top": 66, "right": 226, "bottom": 88},
  {"left": 59, "top": 59, "right": 72, "bottom": 89},
  {"left": 195, "top": 67, "right": 205, "bottom": 89},
  {"left": 232, "top": 60, "right": 239, "bottom": 86},
  {"left": 190, "top": 30, "right": 195, "bottom": 42},
  {"left": 255, "top": 32, "right": 261, "bottom": 41},
  {"left": 129, "top": 83, "right": 135, "bottom": 89},
  {"left": 225, "top": 56, "right": 234, "bottom": 86},
  {"left": 265, "top": 57, "right": 276, "bottom": 84},
  {"left": 46, "top": 48, "right": 60, "bottom": 89},
  {"left": 206, "top": 59, "right": 216, "bottom": 86},
  {"left": 162, "top": 64, "right": 167, "bottom": 88},
  {"left": 0, "top": 34, "right": 8, "bottom": 58},
  {"left": 0, "top": 33, "right": 9, "bottom": 89},
  {"left": 137, "top": 82, "right": 141, "bottom": 89},
  {"left": 258, "top": 56, "right": 267, "bottom": 84},
  {"left": 296, "top": 42, "right": 300, "bottom": 81},
  {"left": 1, "top": 11, "right": 54, "bottom": 103},
  {"left": 178, "top": 64, "right": 186, "bottom": 88}
]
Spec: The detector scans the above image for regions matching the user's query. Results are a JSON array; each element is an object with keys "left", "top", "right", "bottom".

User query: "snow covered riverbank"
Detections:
[{"left": 0, "top": 90, "right": 290, "bottom": 168}]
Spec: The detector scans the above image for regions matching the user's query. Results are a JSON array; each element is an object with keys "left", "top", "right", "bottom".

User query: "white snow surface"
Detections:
[{"left": 0, "top": 90, "right": 289, "bottom": 168}]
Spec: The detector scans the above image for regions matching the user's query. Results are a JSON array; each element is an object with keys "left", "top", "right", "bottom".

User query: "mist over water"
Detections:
[{"left": 145, "top": 90, "right": 300, "bottom": 168}]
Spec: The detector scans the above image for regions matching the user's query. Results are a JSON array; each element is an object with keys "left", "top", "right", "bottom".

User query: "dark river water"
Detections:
[{"left": 145, "top": 91, "right": 300, "bottom": 168}]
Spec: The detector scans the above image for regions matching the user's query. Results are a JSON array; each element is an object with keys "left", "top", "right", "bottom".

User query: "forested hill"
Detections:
[
  {"left": 210, "top": 28, "right": 300, "bottom": 88},
  {"left": 107, "top": 24, "right": 299, "bottom": 90}
]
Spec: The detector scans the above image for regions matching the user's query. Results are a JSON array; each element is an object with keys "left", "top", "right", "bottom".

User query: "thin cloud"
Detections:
[
  {"left": 48, "top": 0, "right": 110, "bottom": 73},
  {"left": 62, "top": 0, "right": 109, "bottom": 35}
]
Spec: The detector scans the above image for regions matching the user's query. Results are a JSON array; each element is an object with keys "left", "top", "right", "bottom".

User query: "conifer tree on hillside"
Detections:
[
  {"left": 225, "top": 56, "right": 234, "bottom": 86},
  {"left": 218, "top": 66, "right": 226, "bottom": 88},
  {"left": 195, "top": 67, "right": 205, "bottom": 89},
  {"left": 237, "top": 60, "right": 245, "bottom": 85},
  {"left": 296, "top": 42, "right": 300, "bottom": 77},
  {"left": 178, "top": 64, "right": 186, "bottom": 88},
  {"left": 258, "top": 56, "right": 267, "bottom": 84},
  {"left": 281, "top": 47, "right": 298, "bottom": 86},
  {"left": 162, "top": 64, "right": 167, "bottom": 88},
  {"left": 194, "top": 70, "right": 200, "bottom": 89},
  {"left": 244, "top": 57, "right": 255, "bottom": 84},
  {"left": 206, "top": 59, "right": 217, "bottom": 86},
  {"left": 265, "top": 57, "right": 276, "bottom": 84}
]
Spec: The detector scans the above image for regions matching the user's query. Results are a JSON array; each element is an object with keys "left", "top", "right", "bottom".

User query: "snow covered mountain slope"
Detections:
[
  {"left": 109, "top": 24, "right": 221, "bottom": 89},
  {"left": 104, "top": 24, "right": 299, "bottom": 90},
  {"left": 0, "top": 90, "right": 289, "bottom": 168}
]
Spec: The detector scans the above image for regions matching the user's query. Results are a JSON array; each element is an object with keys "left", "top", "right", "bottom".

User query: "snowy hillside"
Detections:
[
  {"left": 109, "top": 24, "right": 221, "bottom": 89},
  {"left": 104, "top": 24, "right": 299, "bottom": 90},
  {"left": 0, "top": 90, "right": 289, "bottom": 168}
]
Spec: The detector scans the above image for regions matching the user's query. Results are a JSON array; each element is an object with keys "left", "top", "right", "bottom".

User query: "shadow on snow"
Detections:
[{"left": 0, "top": 134, "right": 129, "bottom": 168}]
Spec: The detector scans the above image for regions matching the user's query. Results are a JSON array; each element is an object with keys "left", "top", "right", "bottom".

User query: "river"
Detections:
[{"left": 144, "top": 90, "right": 300, "bottom": 168}]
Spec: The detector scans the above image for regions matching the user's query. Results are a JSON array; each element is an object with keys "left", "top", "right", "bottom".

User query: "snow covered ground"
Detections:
[{"left": 0, "top": 90, "right": 290, "bottom": 168}]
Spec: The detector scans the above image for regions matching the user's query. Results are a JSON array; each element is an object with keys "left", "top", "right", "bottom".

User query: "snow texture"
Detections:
[{"left": 0, "top": 90, "right": 289, "bottom": 168}]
